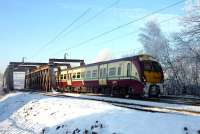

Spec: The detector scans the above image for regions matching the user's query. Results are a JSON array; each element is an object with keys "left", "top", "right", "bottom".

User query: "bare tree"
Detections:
[
  {"left": 138, "top": 3, "right": 200, "bottom": 96},
  {"left": 171, "top": 4, "right": 200, "bottom": 95},
  {"left": 138, "top": 21, "right": 169, "bottom": 62}
]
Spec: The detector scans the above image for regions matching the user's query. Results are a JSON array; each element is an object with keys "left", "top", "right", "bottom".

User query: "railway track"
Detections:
[
  {"left": 159, "top": 96, "right": 200, "bottom": 105},
  {"left": 87, "top": 93, "right": 200, "bottom": 106},
  {"left": 32, "top": 91, "right": 200, "bottom": 116},
  {"left": 111, "top": 103, "right": 200, "bottom": 116},
  {"left": 17, "top": 89, "right": 200, "bottom": 105}
]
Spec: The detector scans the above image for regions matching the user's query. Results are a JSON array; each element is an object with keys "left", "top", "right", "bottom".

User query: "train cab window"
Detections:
[
  {"left": 118, "top": 66, "right": 121, "bottom": 76},
  {"left": 109, "top": 67, "right": 116, "bottom": 76},
  {"left": 127, "top": 63, "right": 131, "bottom": 77},
  {"left": 64, "top": 74, "right": 67, "bottom": 79},
  {"left": 92, "top": 70, "right": 97, "bottom": 78},
  {"left": 60, "top": 74, "right": 63, "bottom": 79},
  {"left": 142, "top": 61, "right": 162, "bottom": 72},
  {"left": 77, "top": 72, "right": 81, "bottom": 79},
  {"left": 143, "top": 61, "right": 152, "bottom": 71},
  {"left": 103, "top": 68, "right": 107, "bottom": 77},
  {"left": 152, "top": 62, "right": 162, "bottom": 72},
  {"left": 86, "top": 71, "right": 91, "bottom": 78}
]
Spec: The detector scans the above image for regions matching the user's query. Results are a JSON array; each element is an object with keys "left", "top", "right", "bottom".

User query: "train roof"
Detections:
[{"left": 61, "top": 54, "right": 156, "bottom": 71}]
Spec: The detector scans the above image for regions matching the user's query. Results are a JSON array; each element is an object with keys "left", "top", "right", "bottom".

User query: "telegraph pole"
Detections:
[
  {"left": 64, "top": 51, "right": 69, "bottom": 59},
  {"left": 22, "top": 57, "right": 26, "bottom": 63}
]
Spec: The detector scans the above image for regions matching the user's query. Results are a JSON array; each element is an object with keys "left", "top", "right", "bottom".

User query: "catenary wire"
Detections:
[
  {"left": 29, "top": 8, "right": 91, "bottom": 59},
  {"left": 65, "top": 0, "right": 184, "bottom": 51},
  {"left": 51, "top": 0, "right": 184, "bottom": 57}
]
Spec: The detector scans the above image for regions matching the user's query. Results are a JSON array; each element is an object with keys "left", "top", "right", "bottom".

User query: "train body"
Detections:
[{"left": 56, "top": 54, "right": 164, "bottom": 97}]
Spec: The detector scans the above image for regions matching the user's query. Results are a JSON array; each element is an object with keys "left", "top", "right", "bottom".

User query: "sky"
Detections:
[{"left": 0, "top": 0, "right": 191, "bottom": 72}]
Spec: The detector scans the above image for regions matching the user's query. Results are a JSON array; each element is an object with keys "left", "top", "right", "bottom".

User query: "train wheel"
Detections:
[
  {"left": 103, "top": 87, "right": 108, "bottom": 95},
  {"left": 111, "top": 87, "right": 114, "bottom": 97},
  {"left": 111, "top": 87, "right": 118, "bottom": 97},
  {"left": 120, "top": 88, "right": 127, "bottom": 98},
  {"left": 127, "top": 87, "right": 134, "bottom": 98},
  {"left": 111, "top": 87, "right": 121, "bottom": 97},
  {"left": 101, "top": 87, "right": 104, "bottom": 94},
  {"left": 123, "top": 88, "right": 129, "bottom": 98}
]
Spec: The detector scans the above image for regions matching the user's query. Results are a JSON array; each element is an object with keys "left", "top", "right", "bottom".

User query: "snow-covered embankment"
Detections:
[{"left": 0, "top": 92, "right": 200, "bottom": 134}]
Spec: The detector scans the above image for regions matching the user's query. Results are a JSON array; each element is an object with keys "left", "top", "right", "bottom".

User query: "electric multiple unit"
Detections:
[{"left": 56, "top": 54, "right": 164, "bottom": 97}]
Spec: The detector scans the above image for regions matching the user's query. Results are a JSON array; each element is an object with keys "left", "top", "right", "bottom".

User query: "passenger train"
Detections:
[{"left": 56, "top": 54, "right": 164, "bottom": 97}]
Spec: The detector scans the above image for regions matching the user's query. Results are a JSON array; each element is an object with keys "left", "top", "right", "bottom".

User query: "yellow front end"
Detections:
[
  {"left": 144, "top": 71, "right": 163, "bottom": 83},
  {"left": 139, "top": 55, "right": 164, "bottom": 97}
]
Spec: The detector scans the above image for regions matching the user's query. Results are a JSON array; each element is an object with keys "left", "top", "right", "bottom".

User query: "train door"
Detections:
[
  {"left": 67, "top": 72, "right": 72, "bottom": 86},
  {"left": 99, "top": 64, "right": 107, "bottom": 85},
  {"left": 127, "top": 62, "right": 131, "bottom": 77}
]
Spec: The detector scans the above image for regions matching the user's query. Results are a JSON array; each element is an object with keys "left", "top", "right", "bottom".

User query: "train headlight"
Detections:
[{"left": 143, "top": 77, "right": 147, "bottom": 82}]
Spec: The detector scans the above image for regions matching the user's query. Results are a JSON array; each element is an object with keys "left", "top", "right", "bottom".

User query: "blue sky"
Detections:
[{"left": 0, "top": 0, "right": 186, "bottom": 72}]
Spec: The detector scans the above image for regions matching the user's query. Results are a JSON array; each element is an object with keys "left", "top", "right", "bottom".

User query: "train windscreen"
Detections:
[
  {"left": 142, "top": 60, "right": 164, "bottom": 83},
  {"left": 142, "top": 61, "right": 162, "bottom": 72}
]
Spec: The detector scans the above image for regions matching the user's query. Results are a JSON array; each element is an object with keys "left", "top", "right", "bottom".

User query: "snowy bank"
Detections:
[
  {"left": 0, "top": 92, "right": 200, "bottom": 134},
  {"left": 60, "top": 93, "right": 200, "bottom": 113}
]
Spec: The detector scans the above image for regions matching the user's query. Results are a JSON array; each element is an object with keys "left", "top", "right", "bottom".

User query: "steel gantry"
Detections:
[
  {"left": 3, "top": 62, "right": 48, "bottom": 90},
  {"left": 24, "top": 58, "right": 84, "bottom": 92},
  {"left": 3, "top": 58, "right": 84, "bottom": 92}
]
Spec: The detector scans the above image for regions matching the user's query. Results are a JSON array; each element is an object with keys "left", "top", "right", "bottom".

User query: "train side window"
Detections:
[
  {"left": 81, "top": 72, "right": 85, "bottom": 78},
  {"left": 100, "top": 68, "right": 103, "bottom": 78},
  {"left": 86, "top": 71, "right": 91, "bottom": 78},
  {"left": 64, "top": 74, "right": 67, "bottom": 79},
  {"left": 92, "top": 70, "right": 97, "bottom": 78},
  {"left": 127, "top": 63, "right": 131, "bottom": 77},
  {"left": 127, "top": 63, "right": 131, "bottom": 76},
  {"left": 103, "top": 68, "right": 107, "bottom": 77},
  {"left": 72, "top": 73, "right": 76, "bottom": 79},
  {"left": 77, "top": 72, "right": 81, "bottom": 79},
  {"left": 60, "top": 74, "right": 63, "bottom": 79},
  {"left": 109, "top": 67, "right": 116, "bottom": 76},
  {"left": 118, "top": 66, "right": 121, "bottom": 76}
]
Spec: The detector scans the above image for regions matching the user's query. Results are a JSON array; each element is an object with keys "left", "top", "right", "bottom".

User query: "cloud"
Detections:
[{"left": 93, "top": 48, "right": 113, "bottom": 62}]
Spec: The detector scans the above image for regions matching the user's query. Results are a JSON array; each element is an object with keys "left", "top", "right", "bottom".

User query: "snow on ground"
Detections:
[
  {"left": 61, "top": 93, "right": 200, "bottom": 113},
  {"left": 0, "top": 92, "right": 200, "bottom": 134}
]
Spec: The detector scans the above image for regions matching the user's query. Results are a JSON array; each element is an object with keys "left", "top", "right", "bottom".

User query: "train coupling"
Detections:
[{"left": 144, "top": 83, "right": 164, "bottom": 97}]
